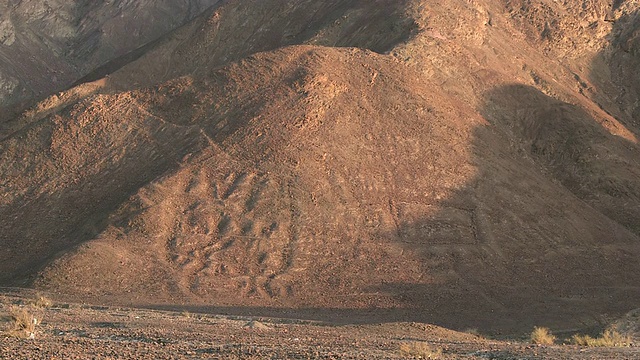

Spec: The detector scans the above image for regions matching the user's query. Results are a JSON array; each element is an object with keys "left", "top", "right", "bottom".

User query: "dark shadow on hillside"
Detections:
[
  {"left": 568, "top": 6, "right": 640, "bottom": 237},
  {"left": 71, "top": 2, "right": 223, "bottom": 87},
  {"left": 144, "top": 304, "right": 435, "bottom": 326},
  {"left": 0, "top": 1, "right": 224, "bottom": 136},
  {"left": 0, "top": 111, "right": 204, "bottom": 285},
  {"left": 588, "top": 8, "right": 640, "bottom": 133},
  {"left": 368, "top": 84, "right": 640, "bottom": 334},
  {"left": 483, "top": 84, "right": 640, "bottom": 236},
  {"left": 78, "top": 0, "right": 417, "bottom": 90},
  {"left": 294, "top": 0, "right": 418, "bottom": 54}
]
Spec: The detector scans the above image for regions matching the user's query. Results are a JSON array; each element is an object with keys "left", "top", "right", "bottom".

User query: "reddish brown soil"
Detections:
[{"left": 1, "top": 0, "right": 640, "bottom": 343}]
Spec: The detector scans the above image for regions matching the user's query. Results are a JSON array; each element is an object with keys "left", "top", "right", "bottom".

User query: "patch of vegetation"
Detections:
[
  {"left": 4, "top": 306, "right": 38, "bottom": 339},
  {"left": 571, "top": 326, "right": 631, "bottom": 347},
  {"left": 33, "top": 295, "right": 53, "bottom": 308},
  {"left": 398, "top": 341, "right": 443, "bottom": 359},
  {"left": 530, "top": 326, "right": 556, "bottom": 345}
]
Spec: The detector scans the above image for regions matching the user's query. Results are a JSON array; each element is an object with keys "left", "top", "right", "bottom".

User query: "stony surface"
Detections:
[{"left": 1, "top": 292, "right": 639, "bottom": 359}]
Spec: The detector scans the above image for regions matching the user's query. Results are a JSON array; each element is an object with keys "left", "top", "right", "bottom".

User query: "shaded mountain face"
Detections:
[
  {"left": 2, "top": 0, "right": 640, "bottom": 333},
  {"left": 0, "top": 0, "right": 219, "bottom": 122},
  {"left": 592, "top": 7, "right": 640, "bottom": 129}
]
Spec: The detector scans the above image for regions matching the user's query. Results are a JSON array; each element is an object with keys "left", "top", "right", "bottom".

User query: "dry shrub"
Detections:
[
  {"left": 33, "top": 295, "right": 53, "bottom": 308},
  {"left": 398, "top": 341, "right": 442, "bottom": 359},
  {"left": 571, "top": 326, "right": 631, "bottom": 347},
  {"left": 531, "top": 326, "right": 556, "bottom": 345},
  {"left": 4, "top": 306, "right": 38, "bottom": 339}
]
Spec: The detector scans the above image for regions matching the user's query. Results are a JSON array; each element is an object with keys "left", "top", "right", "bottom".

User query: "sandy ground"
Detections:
[{"left": 1, "top": 291, "right": 638, "bottom": 359}]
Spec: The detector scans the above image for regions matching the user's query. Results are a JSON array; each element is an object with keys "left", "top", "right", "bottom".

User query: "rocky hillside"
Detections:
[
  {"left": 0, "top": 0, "right": 219, "bottom": 125},
  {"left": 1, "top": 0, "right": 640, "bottom": 334}
]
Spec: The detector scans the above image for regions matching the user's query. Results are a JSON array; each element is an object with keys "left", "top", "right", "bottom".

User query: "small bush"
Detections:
[
  {"left": 4, "top": 306, "right": 38, "bottom": 339},
  {"left": 399, "top": 341, "right": 442, "bottom": 359},
  {"left": 571, "top": 327, "right": 631, "bottom": 347},
  {"left": 531, "top": 326, "right": 556, "bottom": 345},
  {"left": 33, "top": 295, "right": 53, "bottom": 308}
]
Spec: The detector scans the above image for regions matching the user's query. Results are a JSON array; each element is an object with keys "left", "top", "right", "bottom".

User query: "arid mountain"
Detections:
[
  {"left": 2, "top": 0, "right": 640, "bottom": 334},
  {"left": 0, "top": 0, "right": 219, "bottom": 125}
]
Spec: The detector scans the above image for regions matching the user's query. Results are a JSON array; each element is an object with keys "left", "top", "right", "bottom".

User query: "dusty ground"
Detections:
[{"left": 1, "top": 291, "right": 639, "bottom": 359}]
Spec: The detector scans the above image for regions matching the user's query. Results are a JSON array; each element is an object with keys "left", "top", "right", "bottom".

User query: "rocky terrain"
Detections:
[
  {"left": 1, "top": 0, "right": 640, "bottom": 355},
  {"left": 0, "top": 0, "right": 220, "bottom": 124},
  {"left": 1, "top": 291, "right": 639, "bottom": 359}
]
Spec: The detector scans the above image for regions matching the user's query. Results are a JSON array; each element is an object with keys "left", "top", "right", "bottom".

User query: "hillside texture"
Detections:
[{"left": 0, "top": 0, "right": 219, "bottom": 125}]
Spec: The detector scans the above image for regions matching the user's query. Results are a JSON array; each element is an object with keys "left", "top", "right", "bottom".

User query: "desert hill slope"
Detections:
[
  {"left": 0, "top": 0, "right": 220, "bottom": 124},
  {"left": 2, "top": 0, "right": 640, "bottom": 333}
]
